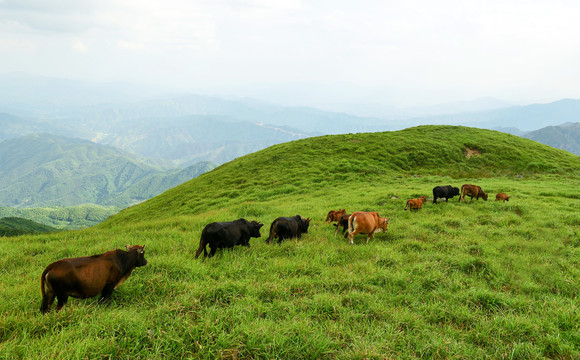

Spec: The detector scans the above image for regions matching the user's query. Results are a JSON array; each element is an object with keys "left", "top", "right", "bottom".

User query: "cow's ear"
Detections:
[
  {"left": 126, "top": 244, "right": 131, "bottom": 251},
  {"left": 142, "top": 245, "right": 146, "bottom": 251}
]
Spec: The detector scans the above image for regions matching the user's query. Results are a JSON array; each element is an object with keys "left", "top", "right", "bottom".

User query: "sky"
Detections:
[{"left": 1, "top": 0, "right": 580, "bottom": 108}]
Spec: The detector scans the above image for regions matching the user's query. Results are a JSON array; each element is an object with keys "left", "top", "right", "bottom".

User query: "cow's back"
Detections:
[{"left": 45, "top": 257, "right": 117, "bottom": 298}]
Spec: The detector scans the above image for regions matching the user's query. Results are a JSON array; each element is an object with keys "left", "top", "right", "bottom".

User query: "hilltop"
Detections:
[{"left": 106, "top": 125, "right": 580, "bottom": 225}]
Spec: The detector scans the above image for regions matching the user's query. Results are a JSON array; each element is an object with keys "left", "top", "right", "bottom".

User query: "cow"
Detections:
[
  {"left": 195, "top": 218, "right": 263, "bottom": 258},
  {"left": 459, "top": 184, "right": 488, "bottom": 202},
  {"left": 496, "top": 193, "right": 512, "bottom": 202},
  {"left": 334, "top": 213, "right": 351, "bottom": 238},
  {"left": 325, "top": 209, "right": 346, "bottom": 223},
  {"left": 432, "top": 185, "right": 461, "bottom": 203},
  {"left": 266, "top": 215, "right": 311, "bottom": 244},
  {"left": 404, "top": 196, "right": 427, "bottom": 212},
  {"left": 347, "top": 211, "right": 390, "bottom": 245},
  {"left": 40, "top": 245, "right": 147, "bottom": 313}
]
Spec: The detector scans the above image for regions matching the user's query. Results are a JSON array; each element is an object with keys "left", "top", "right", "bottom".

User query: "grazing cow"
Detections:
[
  {"left": 195, "top": 218, "right": 263, "bottom": 258},
  {"left": 432, "top": 185, "right": 460, "bottom": 203},
  {"left": 347, "top": 211, "right": 390, "bottom": 245},
  {"left": 334, "top": 213, "right": 351, "bottom": 238},
  {"left": 404, "top": 196, "right": 427, "bottom": 212},
  {"left": 496, "top": 193, "right": 512, "bottom": 202},
  {"left": 325, "top": 209, "right": 346, "bottom": 223},
  {"left": 40, "top": 245, "right": 147, "bottom": 313},
  {"left": 459, "top": 184, "right": 488, "bottom": 202},
  {"left": 266, "top": 215, "right": 311, "bottom": 244}
]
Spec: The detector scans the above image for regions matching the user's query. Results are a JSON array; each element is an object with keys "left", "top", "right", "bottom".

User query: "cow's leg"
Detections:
[
  {"left": 348, "top": 229, "right": 359, "bottom": 245},
  {"left": 99, "top": 284, "right": 116, "bottom": 304},
  {"left": 55, "top": 294, "right": 68, "bottom": 311},
  {"left": 209, "top": 245, "right": 218, "bottom": 257}
]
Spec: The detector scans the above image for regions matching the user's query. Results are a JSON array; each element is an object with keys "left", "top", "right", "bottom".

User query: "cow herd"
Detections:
[{"left": 40, "top": 183, "right": 512, "bottom": 313}]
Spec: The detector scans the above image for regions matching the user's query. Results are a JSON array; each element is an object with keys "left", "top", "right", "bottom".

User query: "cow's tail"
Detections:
[
  {"left": 195, "top": 230, "right": 207, "bottom": 259},
  {"left": 348, "top": 214, "right": 356, "bottom": 234},
  {"left": 266, "top": 221, "right": 277, "bottom": 244},
  {"left": 404, "top": 200, "right": 410, "bottom": 211},
  {"left": 459, "top": 184, "right": 466, "bottom": 202},
  {"left": 40, "top": 267, "right": 51, "bottom": 314}
]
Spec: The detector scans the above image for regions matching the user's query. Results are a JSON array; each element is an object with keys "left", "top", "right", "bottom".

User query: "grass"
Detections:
[{"left": 0, "top": 126, "right": 579, "bottom": 359}]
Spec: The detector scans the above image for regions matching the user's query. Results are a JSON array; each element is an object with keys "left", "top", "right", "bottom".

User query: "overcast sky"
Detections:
[{"left": 1, "top": 0, "right": 580, "bottom": 107}]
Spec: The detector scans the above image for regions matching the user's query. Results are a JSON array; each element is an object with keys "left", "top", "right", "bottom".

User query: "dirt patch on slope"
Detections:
[{"left": 465, "top": 147, "right": 481, "bottom": 158}]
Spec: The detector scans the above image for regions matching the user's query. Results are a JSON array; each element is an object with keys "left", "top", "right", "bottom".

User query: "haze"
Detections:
[{"left": 2, "top": 0, "right": 580, "bottom": 109}]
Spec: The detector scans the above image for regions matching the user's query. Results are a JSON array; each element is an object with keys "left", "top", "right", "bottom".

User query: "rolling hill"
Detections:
[
  {"left": 0, "top": 133, "right": 214, "bottom": 208},
  {"left": 0, "top": 217, "right": 57, "bottom": 237},
  {"left": 1, "top": 126, "right": 579, "bottom": 359},
  {"left": 106, "top": 125, "right": 580, "bottom": 225}
]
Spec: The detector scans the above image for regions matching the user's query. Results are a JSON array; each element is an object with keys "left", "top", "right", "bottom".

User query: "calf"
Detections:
[
  {"left": 334, "top": 213, "right": 350, "bottom": 238},
  {"left": 495, "top": 193, "right": 512, "bottom": 202},
  {"left": 459, "top": 184, "right": 488, "bottom": 202},
  {"left": 266, "top": 215, "right": 311, "bottom": 244},
  {"left": 325, "top": 209, "right": 346, "bottom": 223},
  {"left": 40, "top": 245, "right": 147, "bottom": 313},
  {"left": 347, "top": 211, "right": 390, "bottom": 245},
  {"left": 195, "top": 218, "right": 263, "bottom": 258},
  {"left": 404, "top": 196, "right": 427, "bottom": 212}
]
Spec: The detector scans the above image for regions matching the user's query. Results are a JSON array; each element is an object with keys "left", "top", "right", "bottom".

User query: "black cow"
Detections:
[
  {"left": 266, "top": 215, "right": 311, "bottom": 244},
  {"left": 432, "top": 185, "right": 460, "bottom": 203},
  {"left": 195, "top": 218, "right": 263, "bottom": 258}
]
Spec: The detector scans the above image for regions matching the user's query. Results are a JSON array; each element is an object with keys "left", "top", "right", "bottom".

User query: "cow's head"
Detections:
[
  {"left": 451, "top": 187, "right": 460, "bottom": 196},
  {"left": 249, "top": 221, "right": 264, "bottom": 238},
  {"left": 300, "top": 217, "right": 311, "bottom": 234},
  {"left": 126, "top": 244, "right": 148, "bottom": 266},
  {"left": 378, "top": 218, "right": 390, "bottom": 232},
  {"left": 482, "top": 192, "right": 488, "bottom": 201},
  {"left": 420, "top": 196, "right": 427, "bottom": 203}
]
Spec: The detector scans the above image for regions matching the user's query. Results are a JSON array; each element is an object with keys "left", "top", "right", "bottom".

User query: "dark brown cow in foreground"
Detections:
[
  {"left": 459, "top": 184, "right": 488, "bottom": 202},
  {"left": 347, "top": 211, "right": 390, "bottom": 245},
  {"left": 334, "top": 213, "right": 351, "bottom": 238},
  {"left": 404, "top": 196, "right": 427, "bottom": 212},
  {"left": 496, "top": 193, "right": 512, "bottom": 202},
  {"left": 325, "top": 209, "right": 346, "bottom": 223},
  {"left": 40, "top": 245, "right": 147, "bottom": 313}
]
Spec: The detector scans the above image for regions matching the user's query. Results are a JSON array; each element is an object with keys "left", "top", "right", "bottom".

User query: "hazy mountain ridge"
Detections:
[
  {"left": 0, "top": 134, "right": 215, "bottom": 208},
  {"left": 523, "top": 122, "right": 580, "bottom": 155}
]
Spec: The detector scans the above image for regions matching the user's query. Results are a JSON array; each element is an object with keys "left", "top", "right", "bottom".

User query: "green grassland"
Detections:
[{"left": 1, "top": 126, "right": 578, "bottom": 359}]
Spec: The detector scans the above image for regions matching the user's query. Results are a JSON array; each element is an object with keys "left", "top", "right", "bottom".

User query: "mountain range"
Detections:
[{"left": 0, "top": 133, "right": 214, "bottom": 208}]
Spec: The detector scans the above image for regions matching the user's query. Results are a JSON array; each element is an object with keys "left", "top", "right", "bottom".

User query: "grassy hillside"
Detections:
[
  {"left": 0, "top": 126, "right": 578, "bottom": 359},
  {"left": 0, "top": 217, "right": 57, "bottom": 236},
  {"left": 0, "top": 133, "right": 214, "bottom": 208}
]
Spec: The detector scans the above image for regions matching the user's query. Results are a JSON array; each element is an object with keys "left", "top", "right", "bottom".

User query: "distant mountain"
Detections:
[
  {"left": 0, "top": 134, "right": 214, "bottom": 208},
  {"left": 400, "top": 99, "right": 580, "bottom": 131},
  {"left": 0, "top": 217, "right": 57, "bottom": 237},
  {"left": 95, "top": 115, "right": 312, "bottom": 165},
  {"left": 523, "top": 122, "right": 580, "bottom": 156}
]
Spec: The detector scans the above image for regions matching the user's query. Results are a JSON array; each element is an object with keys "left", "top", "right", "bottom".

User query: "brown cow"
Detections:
[
  {"left": 40, "top": 245, "right": 147, "bottom": 313},
  {"left": 496, "top": 193, "right": 512, "bottom": 202},
  {"left": 334, "top": 213, "right": 351, "bottom": 238},
  {"left": 347, "top": 211, "right": 390, "bottom": 245},
  {"left": 325, "top": 209, "right": 346, "bottom": 223},
  {"left": 459, "top": 184, "right": 488, "bottom": 202},
  {"left": 404, "top": 196, "right": 427, "bottom": 212}
]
